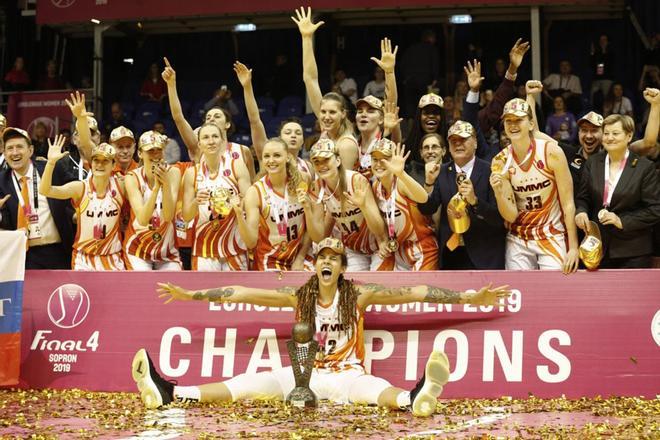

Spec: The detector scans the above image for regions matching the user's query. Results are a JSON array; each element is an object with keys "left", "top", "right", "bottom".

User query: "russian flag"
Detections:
[{"left": 0, "top": 231, "right": 26, "bottom": 386}]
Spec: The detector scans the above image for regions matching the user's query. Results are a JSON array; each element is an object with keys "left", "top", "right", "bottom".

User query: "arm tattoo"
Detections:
[
  {"left": 360, "top": 283, "right": 413, "bottom": 297},
  {"left": 424, "top": 286, "right": 462, "bottom": 304},
  {"left": 276, "top": 286, "right": 297, "bottom": 297},
  {"left": 192, "top": 287, "right": 235, "bottom": 302}
]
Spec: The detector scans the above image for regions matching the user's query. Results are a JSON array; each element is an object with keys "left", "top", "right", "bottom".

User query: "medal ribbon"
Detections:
[
  {"left": 501, "top": 139, "right": 535, "bottom": 174},
  {"left": 265, "top": 175, "right": 288, "bottom": 237},
  {"left": 142, "top": 168, "right": 163, "bottom": 229},
  {"left": 89, "top": 177, "right": 114, "bottom": 239}
]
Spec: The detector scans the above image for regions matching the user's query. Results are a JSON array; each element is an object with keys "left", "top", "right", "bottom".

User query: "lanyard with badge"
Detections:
[
  {"left": 12, "top": 166, "right": 42, "bottom": 239},
  {"left": 142, "top": 169, "right": 163, "bottom": 241},
  {"left": 377, "top": 178, "right": 398, "bottom": 252},
  {"left": 602, "top": 150, "right": 629, "bottom": 208}
]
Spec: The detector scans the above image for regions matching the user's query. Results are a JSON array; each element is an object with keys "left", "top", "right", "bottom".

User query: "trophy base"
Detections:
[{"left": 286, "top": 387, "right": 318, "bottom": 409}]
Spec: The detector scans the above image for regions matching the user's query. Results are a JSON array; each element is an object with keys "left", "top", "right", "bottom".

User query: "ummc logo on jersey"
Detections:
[
  {"left": 332, "top": 207, "right": 362, "bottom": 218},
  {"left": 318, "top": 322, "right": 348, "bottom": 332},
  {"left": 85, "top": 209, "right": 119, "bottom": 218},
  {"left": 513, "top": 180, "right": 551, "bottom": 192},
  {"left": 269, "top": 207, "right": 305, "bottom": 223},
  {"left": 47, "top": 284, "right": 90, "bottom": 329}
]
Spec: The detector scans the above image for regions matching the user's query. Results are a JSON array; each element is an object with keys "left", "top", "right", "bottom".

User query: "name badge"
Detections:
[{"left": 27, "top": 214, "right": 43, "bottom": 240}]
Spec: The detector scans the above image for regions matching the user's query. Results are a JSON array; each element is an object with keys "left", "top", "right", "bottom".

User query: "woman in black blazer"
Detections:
[{"left": 575, "top": 112, "right": 660, "bottom": 268}]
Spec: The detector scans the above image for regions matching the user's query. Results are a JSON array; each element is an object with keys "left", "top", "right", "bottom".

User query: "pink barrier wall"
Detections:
[{"left": 15, "top": 270, "right": 660, "bottom": 398}]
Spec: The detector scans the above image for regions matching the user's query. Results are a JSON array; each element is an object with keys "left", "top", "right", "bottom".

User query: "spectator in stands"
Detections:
[
  {"left": 30, "top": 121, "right": 50, "bottom": 159},
  {"left": 268, "top": 54, "right": 298, "bottom": 104},
  {"left": 123, "top": 131, "right": 181, "bottom": 270},
  {"left": 203, "top": 86, "right": 239, "bottom": 117},
  {"left": 0, "top": 129, "right": 74, "bottom": 269},
  {"left": 160, "top": 58, "right": 256, "bottom": 179},
  {"left": 40, "top": 141, "right": 126, "bottom": 270},
  {"left": 453, "top": 79, "right": 468, "bottom": 119},
  {"left": 293, "top": 8, "right": 359, "bottom": 173},
  {"left": 442, "top": 95, "right": 458, "bottom": 128},
  {"left": 152, "top": 121, "right": 181, "bottom": 164},
  {"left": 545, "top": 96, "right": 577, "bottom": 143},
  {"left": 103, "top": 102, "right": 132, "bottom": 136},
  {"left": 603, "top": 82, "right": 633, "bottom": 118},
  {"left": 590, "top": 34, "right": 615, "bottom": 108},
  {"left": 484, "top": 58, "right": 507, "bottom": 92},
  {"left": 233, "top": 138, "right": 312, "bottom": 271},
  {"left": 3, "top": 56, "right": 30, "bottom": 91},
  {"left": 575, "top": 109, "right": 660, "bottom": 268},
  {"left": 181, "top": 123, "right": 251, "bottom": 270},
  {"left": 140, "top": 62, "right": 167, "bottom": 102},
  {"left": 36, "top": 59, "right": 65, "bottom": 90},
  {"left": 234, "top": 61, "right": 314, "bottom": 181},
  {"left": 420, "top": 119, "right": 505, "bottom": 269},
  {"left": 401, "top": 29, "right": 439, "bottom": 118},
  {"left": 542, "top": 60, "right": 583, "bottom": 116},
  {"left": 369, "top": 139, "right": 439, "bottom": 271},
  {"left": 363, "top": 66, "right": 386, "bottom": 100},
  {"left": 333, "top": 69, "right": 358, "bottom": 105}
]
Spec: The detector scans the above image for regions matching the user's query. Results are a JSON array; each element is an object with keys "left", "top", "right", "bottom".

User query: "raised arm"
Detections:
[
  {"left": 234, "top": 61, "right": 268, "bottom": 161},
  {"left": 357, "top": 282, "right": 510, "bottom": 308},
  {"left": 371, "top": 37, "right": 398, "bottom": 105},
  {"left": 232, "top": 185, "right": 260, "bottom": 249},
  {"left": 344, "top": 174, "right": 387, "bottom": 242},
  {"left": 292, "top": 7, "right": 325, "bottom": 117},
  {"left": 157, "top": 282, "right": 298, "bottom": 308},
  {"left": 40, "top": 135, "right": 84, "bottom": 202},
  {"left": 66, "top": 91, "right": 94, "bottom": 162},
  {"left": 298, "top": 183, "right": 328, "bottom": 242},
  {"left": 489, "top": 155, "right": 518, "bottom": 223},
  {"left": 385, "top": 143, "right": 427, "bottom": 203},
  {"left": 642, "top": 88, "right": 660, "bottom": 151},
  {"left": 383, "top": 100, "right": 403, "bottom": 144},
  {"left": 162, "top": 57, "right": 200, "bottom": 162},
  {"left": 524, "top": 80, "right": 555, "bottom": 143}
]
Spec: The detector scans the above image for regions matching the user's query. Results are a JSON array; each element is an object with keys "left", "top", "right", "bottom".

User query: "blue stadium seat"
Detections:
[
  {"left": 276, "top": 95, "right": 304, "bottom": 117},
  {"left": 136, "top": 102, "right": 162, "bottom": 127}
]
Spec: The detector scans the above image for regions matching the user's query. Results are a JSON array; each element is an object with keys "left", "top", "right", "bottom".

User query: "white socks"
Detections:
[
  {"left": 173, "top": 385, "right": 201, "bottom": 401},
  {"left": 396, "top": 391, "right": 411, "bottom": 408}
]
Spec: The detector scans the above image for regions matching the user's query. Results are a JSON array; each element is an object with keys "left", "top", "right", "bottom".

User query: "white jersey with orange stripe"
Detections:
[{"left": 314, "top": 290, "right": 365, "bottom": 372}]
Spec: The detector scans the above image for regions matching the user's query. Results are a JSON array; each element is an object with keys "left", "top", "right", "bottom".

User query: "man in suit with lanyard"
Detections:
[
  {"left": 0, "top": 128, "right": 74, "bottom": 268},
  {"left": 419, "top": 120, "right": 506, "bottom": 269}
]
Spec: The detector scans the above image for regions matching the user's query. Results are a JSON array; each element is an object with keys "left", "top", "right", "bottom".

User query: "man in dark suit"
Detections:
[
  {"left": 419, "top": 120, "right": 506, "bottom": 269},
  {"left": 0, "top": 127, "right": 74, "bottom": 269}
]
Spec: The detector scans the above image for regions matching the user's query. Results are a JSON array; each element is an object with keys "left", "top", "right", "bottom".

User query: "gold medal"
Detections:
[
  {"left": 210, "top": 188, "right": 232, "bottom": 216},
  {"left": 598, "top": 209, "right": 608, "bottom": 222},
  {"left": 387, "top": 238, "right": 399, "bottom": 252},
  {"left": 280, "top": 241, "right": 288, "bottom": 252},
  {"left": 153, "top": 232, "right": 162, "bottom": 243},
  {"left": 297, "top": 180, "right": 309, "bottom": 193}
]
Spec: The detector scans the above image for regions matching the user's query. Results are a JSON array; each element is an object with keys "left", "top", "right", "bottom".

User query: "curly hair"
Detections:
[{"left": 295, "top": 268, "right": 359, "bottom": 336}]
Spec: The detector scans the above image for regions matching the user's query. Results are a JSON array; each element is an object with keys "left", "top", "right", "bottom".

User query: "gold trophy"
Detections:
[
  {"left": 447, "top": 173, "right": 471, "bottom": 235},
  {"left": 579, "top": 221, "right": 603, "bottom": 270},
  {"left": 210, "top": 188, "right": 232, "bottom": 216}
]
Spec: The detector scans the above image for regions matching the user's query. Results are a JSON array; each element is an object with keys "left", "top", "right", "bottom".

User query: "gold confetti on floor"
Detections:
[{"left": 0, "top": 389, "right": 658, "bottom": 439}]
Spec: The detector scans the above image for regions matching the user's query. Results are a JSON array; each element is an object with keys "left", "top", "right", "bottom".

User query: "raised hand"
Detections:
[
  {"left": 162, "top": 57, "right": 176, "bottom": 85},
  {"left": 383, "top": 143, "right": 409, "bottom": 177},
  {"left": 643, "top": 87, "right": 660, "bottom": 105},
  {"left": 464, "top": 59, "right": 484, "bottom": 92},
  {"left": 152, "top": 162, "right": 166, "bottom": 187},
  {"left": 425, "top": 161, "right": 440, "bottom": 185},
  {"left": 344, "top": 177, "right": 368, "bottom": 207},
  {"left": 291, "top": 7, "right": 324, "bottom": 37},
  {"left": 526, "top": 80, "right": 543, "bottom": 96},
  {"left": 466, "top": 283, "right": 511, "bottom": 306},
  {"left": 47, "top": 135, "right": 69, "bottom": 163},
  {"left": 157, "top": 282, "right": 194, "bottom": 304},
  {"left": 383, "top": 100, "right": 402, "bottom": 133},
  {"left": 195, "top": 188, "right": 210, "bottom": 205},
  {"left": 458, "top": 178, "right": 477, "bottom": 206},
  {"left": 65, "top": 91, "right": 90, "bottom": 119},
  {"left": 229, "top": 193, "right": 243, "bottom": 216},
  {"left": 370, "top": 37, "right": 398, "bottom": 74},
  {"left": 489, "top": 172, "right": 507, "bottom": 194},
  {"left": 233, "top": 61, "right": 252, "bottom": 87},
  {"left": 509, "top": 38, "right": 530, "bottom": 71},
  {"left": 296, "top": 187, "right": 311, "bottom": 208}
]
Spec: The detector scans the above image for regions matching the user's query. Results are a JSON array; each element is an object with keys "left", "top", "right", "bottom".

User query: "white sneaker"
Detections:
[{"left": 410, "top": 351, "right": 450, "bottom": 417}]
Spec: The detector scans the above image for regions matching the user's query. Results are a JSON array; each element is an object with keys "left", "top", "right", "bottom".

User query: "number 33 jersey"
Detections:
[{"left": 505, "top": 138, "right": 566, "bottom": 241}]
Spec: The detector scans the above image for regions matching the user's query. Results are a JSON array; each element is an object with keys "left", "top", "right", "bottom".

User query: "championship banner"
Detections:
[
  {"left": 14, "top": 270, "right": 659, "bottom": 398},
  {"left": 37, "top": 0, "right": 596, "bottom": 25},
  {"left": 0, "top": 231, "right": 27, "bottom": 386},
  {"left": 6, "top": 92, "right": 73, "bottom": 139}
]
